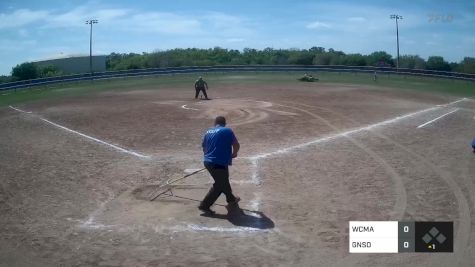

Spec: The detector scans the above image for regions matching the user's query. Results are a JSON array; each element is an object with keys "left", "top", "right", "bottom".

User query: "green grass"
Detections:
[
  {"left": 315, "top": 72, "right": 475, "bottom": 96},
  {"left": 1, "top": 72, "right": 474, "bottom": 107},
  {"left": 0, "top": 76, "right": 193, "bottom": 107}
]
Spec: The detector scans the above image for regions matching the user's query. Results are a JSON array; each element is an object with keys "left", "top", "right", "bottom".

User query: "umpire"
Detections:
[
  {"left": 194, "top": 76, "right": 209, "bottom": 99},
  {"left": 199, "top": 116, "right": 240, "bottom": 214}
]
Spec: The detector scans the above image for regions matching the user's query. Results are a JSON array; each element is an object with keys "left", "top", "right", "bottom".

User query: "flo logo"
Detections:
[{"left": 415, "top": 222, "right": 453, "bottom": 252}]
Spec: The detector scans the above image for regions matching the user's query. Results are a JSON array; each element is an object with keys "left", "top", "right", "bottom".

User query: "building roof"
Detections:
[{"left": 34, "top": 54, "right": 106, "bottom": 62}]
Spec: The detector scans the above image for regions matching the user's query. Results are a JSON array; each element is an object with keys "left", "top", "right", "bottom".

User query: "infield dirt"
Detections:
[{"left": 1, "top": 77, "right": 475, "bottom": 266}]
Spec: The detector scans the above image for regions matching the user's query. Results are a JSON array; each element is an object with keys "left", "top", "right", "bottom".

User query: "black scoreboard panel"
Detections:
[
  {"left": 350, "top": 221, "right": 453, "bottom": 253},
  {"left": 414, "top": 221, "right": 453, "bottom": 252}
]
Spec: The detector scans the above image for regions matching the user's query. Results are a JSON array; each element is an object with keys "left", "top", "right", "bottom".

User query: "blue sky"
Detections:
[{"left": 1, "top": 0, "right": 474, "bottom": 75}]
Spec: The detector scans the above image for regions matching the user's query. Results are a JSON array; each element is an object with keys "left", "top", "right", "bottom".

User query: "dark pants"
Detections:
[
  {"left": 200, "top": 162, "right": 237, "bottom": 208},
  {"left": 195, "top": 87, "right": 208, "bottom": 99}
]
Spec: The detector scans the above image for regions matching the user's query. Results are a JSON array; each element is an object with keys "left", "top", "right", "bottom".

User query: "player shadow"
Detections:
[{"left": 200, "top": 204, "right": 275, "bottom": 230}]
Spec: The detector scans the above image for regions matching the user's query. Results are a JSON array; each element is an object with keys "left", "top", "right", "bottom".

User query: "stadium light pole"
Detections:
[
  {"left": 390, "top": 14, "right": 402, "bottom": 70},
  {"left": 85, "top": 19, "right": 98, "bottom": 78}
]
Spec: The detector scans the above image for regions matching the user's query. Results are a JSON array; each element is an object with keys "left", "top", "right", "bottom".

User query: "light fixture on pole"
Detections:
[
  {"left": 85, "top": 19, "right": 98, "bottom": 78},
  {"left": 390, "top": 14, "right": 402, "bottom": 70}
]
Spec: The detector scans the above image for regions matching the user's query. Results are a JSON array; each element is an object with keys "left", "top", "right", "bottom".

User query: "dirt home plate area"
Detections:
[{"left": 1, "top": 76, "right": 475, "bottom": 266}]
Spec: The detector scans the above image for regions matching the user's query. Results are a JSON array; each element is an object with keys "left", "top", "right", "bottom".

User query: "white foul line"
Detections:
[
  {"left": 9, "top": 105, "right": 32, "bottom": 114},
  {"left": 40, "top": 118, "right": 150, "bottom": 158},
  {"left": 436, "top": 98, "right": 467, "bottom": 106},
  {"left": 417, "top": 108, "right": 459, "bottom": 129},
  {"left": 181, "top": 104, "right": 199, "bottom": 111},
  {"left": 249, "top": 107, "right": 438, "bottom": 160},
  {"left": 237, "top": 98, "right": 466, "bottom": 185},
  {"left": 248, "top": 98, "right": 466, "bottom": 160},
  {"left": 436, "top": 98, "right": 466, "bottom": 106},
  {"left": 9, "top": 105, "right": 150, "bottom": 159}
]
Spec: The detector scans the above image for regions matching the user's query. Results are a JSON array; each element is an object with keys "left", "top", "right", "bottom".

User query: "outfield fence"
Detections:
[{"left": 1, "top": 65, "right": 475, "bottom": 91}]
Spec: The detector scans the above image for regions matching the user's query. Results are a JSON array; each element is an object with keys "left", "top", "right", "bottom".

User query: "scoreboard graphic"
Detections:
[{"left": 349, "top": 221, "right": 453, "bottom": 253}]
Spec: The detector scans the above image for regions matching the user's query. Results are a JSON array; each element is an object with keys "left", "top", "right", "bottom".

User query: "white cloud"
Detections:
[
  {"left": 120, "top": 12, "right": 202, "bottom": 34},
  {"left": 46, "top": 6, "right": 130, "bottom": 28},
  {"left": 306, "top": 21, "right": 332, "bottom": 29},
  {"left": 0, "top": 7, "right": 130, "bottom": 30},
  {"left": 0, "top": 9, "right": 49, "bottom": 29},
  {"left": 94, "top": 9, "right": 129, "bottom": 21},
  {"left": 1, "top": 5, "right": 255, "bottom": 39},
  {"left": 0, "top": 39, "right": 37, "bottom": 51},
  {"left": 109, "top": 10, "right": 256, "bottom": 39},
  {"left": 202, "top": 12, "right": 255, "bottom": 37}
]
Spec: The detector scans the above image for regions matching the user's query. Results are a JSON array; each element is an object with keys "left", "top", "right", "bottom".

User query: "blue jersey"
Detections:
[
  {"left": 202, "top": 126, "right": 238, "bottom": 166},
  {"left": 472, "top": 138, "right": 475, "bottom": 149}
]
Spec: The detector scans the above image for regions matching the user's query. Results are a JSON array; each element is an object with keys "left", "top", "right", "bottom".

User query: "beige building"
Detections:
[{"left": 34, "top": 55, "right": 106, "bottom": 74}]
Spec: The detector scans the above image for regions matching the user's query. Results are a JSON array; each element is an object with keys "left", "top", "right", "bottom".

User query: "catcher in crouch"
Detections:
[{"left": 194, "top": 76, "right": 209, "bottom": 99}]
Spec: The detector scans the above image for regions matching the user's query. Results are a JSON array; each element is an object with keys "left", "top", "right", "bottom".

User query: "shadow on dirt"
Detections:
[
  {"left": 201, "top": 205, "right": 275, "bottom": 230},
  {"left": 144, "top": 192, "right": 275, "bottom": 230}
]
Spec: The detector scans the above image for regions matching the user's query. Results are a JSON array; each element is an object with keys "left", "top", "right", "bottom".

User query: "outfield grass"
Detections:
[
  {"left": 1, "top": 72, "right": 474, "bottom": 107},
  {"left": 316, "top": 71, "right": 475, "bottom": 96}
]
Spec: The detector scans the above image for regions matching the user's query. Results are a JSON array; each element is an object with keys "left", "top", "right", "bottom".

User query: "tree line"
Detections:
[
  {"left": 1, "top": 63, "right": 63, "bottom": 83},
  {"left": 3, "top": 47, "right": 475, "bottom": 82}
]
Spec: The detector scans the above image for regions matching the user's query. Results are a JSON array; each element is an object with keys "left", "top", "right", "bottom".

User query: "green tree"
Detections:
[
  {"left": 108, "top": 53, "right": 147, "bottom": 70},
  {"left": 38, "top": 65, "right": 63, "bottom": 77},
  {"left": 102, "top": 47, "right": 475, "bottom": 74},
  {"left": 309, "top": 46, "right": 325, "bottom": 53},
  {"left": 366, "top": 51, "right": 394, "bottom": 66},
  {"left": 243, "top": 48, "right": 261, "bottom": 64},
  {"left": 343, "top": 54, "right": 366, "bottom": 66},
  {"left": 288, "top": 50, "right": 314, "bottom": 65},
  {"left": 426, "top": 56, "right": 451, "bottom": 71},
  {"left": 312, "top": 53, "right": 332, "bottom": 65},
  {"left": 106, "top": 52, "right": 123, "bottom": 69},
  {"left": 399, "top": 55, "right": 426, "bottom": 69},
  {"left": 270, "top": 50, "right": 290, "bottom": 65},
  {"left": 11, "top": 62, "right": 39, "bottom": 80},
  {"left": 456, "top": 57, "right": 475, "bottom": 74},
  {"left": 326, "top": 49, "right": 346, "bottom": 65},
  {"left": 0, "top": 75, "right": 13, "bottom": 84}
]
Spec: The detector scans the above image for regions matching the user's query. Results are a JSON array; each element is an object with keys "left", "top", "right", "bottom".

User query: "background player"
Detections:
[{"left": 194, "top": 76, "right": 209, "bottom": 99}]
